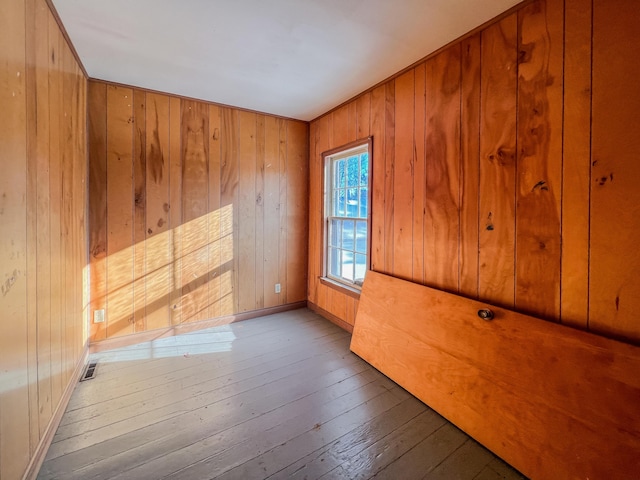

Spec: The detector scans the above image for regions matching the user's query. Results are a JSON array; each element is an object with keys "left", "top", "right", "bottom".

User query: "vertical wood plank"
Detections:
[
  {"left": 424, "top": 46, "right": 461, "bottom": 293},
  {"left": 413, "top": 63, "right": 426, "bottom": 285},
  {"left": 478, "top": 14, "right": 518, "bottom": 308},
  {"left": 239, "top": 111, "right": 257, "bottom": 312},
  {"left": 370, "top": 86, "right": 386, "bottom": 273},
  {"left": 312, "top": 115, "right": 330, "bottom": 311},
  {"left": 132, "top": 89, "right": 147, "bottom": 332},
  {"left": 460, "top": 34, "right": 481, "bottom": 299},
  {"left": 106, "top": 85, "right": 135, "bottom": 337},
  {"left": 220, "top": 108, "right": 239, "bottom": 315},
  {"left": 208, "top": 105, "right": 222, "bottom": 318},
  {"left": 0, "top": 0, "right": 30, "bottom": 475},
  {"left": 384, "top": 81, "right": 396, "bottom": 274},
  {"left": 393, "top": 70, "right": 414, "bottom": 281},
  {"left": 515, "top": 0, "right": 563, "bottom": 321},
  {"left": 181, "top": 100, "right": 209, "bottom": 322},
  {"left": 34, "top": 0, "right": 53, "bottom": 437},
  {"left": 255, "top": 115, "right": 265, "bottom": 309},
  {"left": 48, "top": 10, "right": 64, "bottom": 402},
  {"left": 88, "top": 82, "right": 107, "bottom": 341},
  {"left": 331, "top": 105, "right": 349, "bottom": 149},
  {"left": 263, "top": 116, "right": 281, "bottom": 308},
  {"left": 561, "top": 0, "right": 591, "bottom": 328},
  {"left": 356, "top": 92, "right": 371, "bottom": 139},
  {"left": 347, "top": 101, "right": 357, "bottom": 143},
  {"left": 145, "top": 93, "right": 171, "bottom": 330},
  {"left": 278, "top": 119, "right": 289, "bottom": 305},
  {"left": 590, "top": 0, "right": 640, "bottom": 342},
  {"left": 286, "top": 120, "right": 309, "bottom": 303},
  {"left": 168, "top": 97, "right": 183, "bottom": 325}
]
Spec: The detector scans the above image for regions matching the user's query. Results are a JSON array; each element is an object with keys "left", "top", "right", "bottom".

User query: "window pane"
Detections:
[
  {"left": 359, "top": 187, "right": 368, "bottom": 217},
  {"left": 329, "top": 247, "right": 341, "bottom": 277},
  {"left": 342, "top": 250, "right": 354, "bottom": 281},
  {"left": 347, "top": 156, "right": 358, "bottom": 187},
  {"left": 336, "top": 159, "right": 346, "bottom": 188},
  {"left": 355, "top": 254, "right": 367, "bottom": 282},
  {"left": 333, "top": 189, "right": 345, "bottom": 216},
  {"left": 346, "top": 188, "right": 358, "bottom": 217},
  {"left": 360, "top": 153, "right": 369, "bottom": 186},
  {"left": 355, "top": 220, "right": 367, "bottom": 253},
  {"left": 342, "top": 220, "right": 355, "bottom": 250},
  {"left": 330, "top": 219, "right": 341, "bottom": 247}
]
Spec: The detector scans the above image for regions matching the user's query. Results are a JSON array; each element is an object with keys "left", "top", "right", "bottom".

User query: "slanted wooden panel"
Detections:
[
  {"left": 590, "top": 0, "right": 640, "bottom": 343},
  {"left": 351, "top": 270, "right": 640, "bottom": 480}
]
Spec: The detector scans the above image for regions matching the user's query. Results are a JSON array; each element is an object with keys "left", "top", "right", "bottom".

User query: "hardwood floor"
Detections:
[{"left": 38, "top": 308, "right": 526, "bottom": 480}]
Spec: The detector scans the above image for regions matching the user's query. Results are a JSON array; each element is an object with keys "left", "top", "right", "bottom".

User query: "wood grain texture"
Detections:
[
  {"left": 561, "top": 0, "right": 591, "bottom": 329},
  {"left": 351, "top": 271, "right": 640, "bottom": 480},
  {"left": 1, "top": 0, "right": 87, "bottom": 477},
  {"left": 88, "top": 84, "right": 308, "bottom": 339},
  {"left": 515, "top": 0, "right": 563, "bottom": 321},
  {"left": 478, "top": 14, "right": 517, "bottom": 308},
  {"left": 424, "top": 46, "right": 461, "bottom": 293},
  {"left": 460, "top": 34, "right": 481, "bottom": 299},
  {"left": 392, "top": 70, "right": 414, "bottom": 281},
  {"left": 369, "top": 85, "right": 386, "bottom": 273},
  {"left": 412, "top": 64, "right": 425, "bottom": 285},
  {"left": 590, "top": 0, "right": 640, "bottom": 343}
]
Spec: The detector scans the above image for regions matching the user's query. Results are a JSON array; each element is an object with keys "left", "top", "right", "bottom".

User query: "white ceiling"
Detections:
[{"left": 52, "top": 0, "right": 522, "bottom": 121}]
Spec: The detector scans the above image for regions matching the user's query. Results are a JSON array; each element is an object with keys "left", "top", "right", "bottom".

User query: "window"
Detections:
[{"left": 323, "top": 139, "right": 371, "bottom": 290}]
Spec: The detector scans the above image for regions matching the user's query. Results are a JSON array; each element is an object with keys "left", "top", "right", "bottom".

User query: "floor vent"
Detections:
[{"left": 80, "top": 362, "right": 98, "bottom": 382}]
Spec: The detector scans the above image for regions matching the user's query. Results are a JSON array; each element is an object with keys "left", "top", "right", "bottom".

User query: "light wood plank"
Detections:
[
  {"left": 132, "top": 89, "right": 147, "bottom": 332},
  {"left": 263, "top": 116, "right": 281, "bottom": 308},
  {"left": 412, "top": 63, "right": 425, "bottom": 285},
  {"left": 369, "top": 85, "right": 386, "bottom": 273},
  {"left": 208, "top": 104, "right": 222, "bottom": 318}
]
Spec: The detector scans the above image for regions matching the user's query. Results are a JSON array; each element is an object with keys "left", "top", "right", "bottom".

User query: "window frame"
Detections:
[{"left": 321, "top": 137, "right": 373, "bottom": 296}]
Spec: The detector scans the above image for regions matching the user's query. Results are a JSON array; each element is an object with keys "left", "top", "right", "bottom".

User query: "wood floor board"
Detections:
[{"left": 37, "top": 309, "right": 525, "bottom": 480}]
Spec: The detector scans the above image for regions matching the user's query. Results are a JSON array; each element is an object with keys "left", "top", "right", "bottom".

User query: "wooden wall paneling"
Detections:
[
  {"left": 87, "top": 82, "right": 107, "bottom": 341},
  {"left": 424, "top": 46, "right": 461, "bottom": 293},
  {"left": 168, "top": 97, "right": 183, "bottom": 325},
  {"left": 478, "top": 14, "right": 518, "bottom": 308},
  {"left": 220, "top": 108, "right": 239, "bottom": 315},
  {"left": 25, "top": 0, "right": 40, "bottom": 454},
  {"left": 356, "top": 92, "right": 371, "bottom": 139},
  {"left": 311, "top": 115, "right": 330, "bottom": 311},
  {"left": 460, "top": 34, "right": 481, "bottom": 300},
  {"left": 347, "top": 101, "right": 357, "bottom": 142},
  {"left": 306, "top": 120, "right": 318, "bottom": 306},
  {"left": 145, "top": 93, "right": 171, "bottom": 330},
  {"left": 48, "top": 12, "right": 65, "bottom": 401},
  {"left": 590, "top": 0, "right": 640, "bottom": 343},
  {"left": 384, "top": 81, "right": 396, "bottom": 274},
  {"left": 412, "top": 64, "right": 426, "bottom": 285},
  {"left": 181, "top": 100, "right": 209, "bottom": 322},
  {"left": 239, "top": 110, "right": 257, "bottom": 312},
  {"left": 255, "top": 114, "right": 265, "bottom": 309},
  {"left": 393, "top": 70, "right": 415, "bottom": 281},
  {"left": 286, "top": 120, "right": 309, "bottom": 303},
  {"left": 264, "top": 115, "right": 281, "bottom": 308},
  {"left": 515, "top": 0, "right": 563, "bottom": 321},
  {"left": 561, "top": 0, "right": 591, "bottom": 328},
  {"left": 35, "top": 0, "right": 53, "bottom": 437},
  {"left": 0, "top": 0, "right": 29, "bottom": 475},
  {"left": 208, "top": 105, "right": 222, "bottom": 318},
  {"left": 105, "top": 85, "right": 135, "bottom": 337},
  {"left": 278, "top": 119, "right": 289, "bottom": 305},
  {"left": 132, "top": 89, "right": 147, "bottom": 332},
  {"left": 369, "top": 85, "right": 386, "bottom": 273}
]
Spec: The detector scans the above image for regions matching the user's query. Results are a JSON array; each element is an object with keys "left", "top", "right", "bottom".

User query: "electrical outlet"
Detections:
[
  {"left": 275, "top": 283, "right": 281, "bottom": 294},
  {"left": 94, "top": 309, "right": 105, "bottom": 323}
]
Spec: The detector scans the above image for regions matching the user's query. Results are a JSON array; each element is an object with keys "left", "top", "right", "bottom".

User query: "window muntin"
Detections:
[{"left": 324, "top": 142, "right": 370, "bottom": 289}]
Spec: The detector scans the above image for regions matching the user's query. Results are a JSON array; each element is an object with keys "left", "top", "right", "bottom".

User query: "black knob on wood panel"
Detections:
[{"left": 477, "top": 309, "right": 494, "bottom": 321}]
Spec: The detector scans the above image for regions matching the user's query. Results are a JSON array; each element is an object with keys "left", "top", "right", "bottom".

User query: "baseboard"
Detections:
[
  {"left": 307, "top": 301, "right": 354, "bottom": 333},
  {"left": 89, "top": 301, "right": 307, "bottom": 353},
  {"left": 22, "top": 342, "right": 89, "bottom": 480}
]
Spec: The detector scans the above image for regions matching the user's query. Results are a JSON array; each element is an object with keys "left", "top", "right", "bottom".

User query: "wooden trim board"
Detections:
[
  {"left": 22, "top": 342, "right": 89, "bottom": 480},
  {"left": 307, "top": 300, "right": 355, "bottom": 333},
  {"left": 350, "top": 271, "right": 640, "bottom": 480},
  {"left": 89, "top": 302, "right": 306, "bottom": 353}
]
